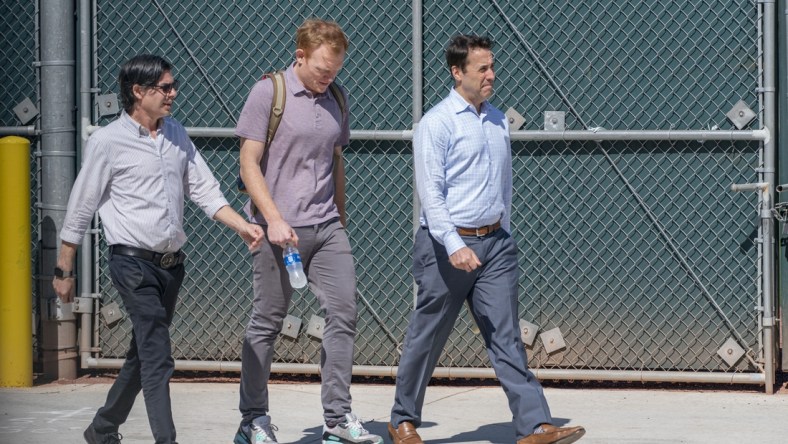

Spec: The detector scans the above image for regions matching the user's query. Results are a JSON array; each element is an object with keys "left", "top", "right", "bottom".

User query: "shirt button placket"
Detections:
[{"left": 314, "top": 98, "right": 322, "bottom": 130}]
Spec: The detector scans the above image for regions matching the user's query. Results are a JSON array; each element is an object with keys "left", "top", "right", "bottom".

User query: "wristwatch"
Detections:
[{"left": 54, "top": 266, "right": 75, "bottom": 279}]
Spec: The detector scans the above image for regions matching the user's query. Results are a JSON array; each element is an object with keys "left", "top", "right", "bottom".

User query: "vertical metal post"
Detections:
[
  {"left": 411, "top": 0, "right": 423, "bottom": 309},
  {"left": 78, "top": 0, "right": 94, "bottom": 369},
  {"left": 779, "top": 0, "right": 788, "bottom": 372},
  {"left": 39, "top": 0, "right": 77, "bottom": 380},
  {"left": 91, "top": 0, "right": 102, "bottom": 355},
  {"left": 761, "top": 0, "right": 777, "bottom": 393},
  {"left": 412, "top": 0, "right": 423, "bottom": 125}
]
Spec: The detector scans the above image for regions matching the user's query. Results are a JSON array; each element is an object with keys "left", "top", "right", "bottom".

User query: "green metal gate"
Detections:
[{"left": 1, "top": 0, "right": 779, "bottom": 389}]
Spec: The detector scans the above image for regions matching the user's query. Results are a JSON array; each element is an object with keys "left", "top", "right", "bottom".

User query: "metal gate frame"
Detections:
[{"left": 11, "top": 0, "right": 774, "bottom": 391}]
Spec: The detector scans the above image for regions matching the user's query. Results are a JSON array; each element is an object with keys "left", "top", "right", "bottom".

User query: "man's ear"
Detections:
[
  {"left": 451, "top": 65, "right": 462, "bottom": 82},
  {"left": 295, "top": 48, "right": 305, "bottom": 64},
  {"left": 132, "top": 84, "right": 144, "bottom": 101}
]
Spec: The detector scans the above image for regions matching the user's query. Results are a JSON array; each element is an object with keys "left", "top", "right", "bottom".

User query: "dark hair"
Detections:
[
  {"left": 117, "top": 54, "right": 172, "bottom": 113},
  {"left": 445, "top": 35, "right": 493, "bottom": 73}
]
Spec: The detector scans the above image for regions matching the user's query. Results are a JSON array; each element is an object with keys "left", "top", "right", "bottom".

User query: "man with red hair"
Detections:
[{"left": 234, "top": 19, "right": 382, "bottom": 444}]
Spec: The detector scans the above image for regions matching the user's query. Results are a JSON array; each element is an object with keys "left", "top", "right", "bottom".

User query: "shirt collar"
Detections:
[
  {"left": 119, "top": 110, "right": 165, "bottom": 137},
  {"left": 448, "top": 88, "right": 488, "bottom": 116},
  {"left": 286, "top": 61, "right": 329, "bottom": 98}
]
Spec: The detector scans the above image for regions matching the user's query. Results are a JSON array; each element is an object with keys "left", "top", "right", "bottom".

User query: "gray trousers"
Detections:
[
  {"left": 391, "top": 227, "right": 552, "bottom": 440},
  {"left": 93, "top": 254, "right": 184, "bottom": 444},
  {"left": 240, "top": 219, "right": 357, "bottom": 427}
]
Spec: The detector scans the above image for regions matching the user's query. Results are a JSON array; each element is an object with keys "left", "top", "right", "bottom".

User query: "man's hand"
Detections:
[
  {"left": 449, "top": 247, "right": 482, "bottom": 272},
  {"left": 266, "top": 218, "right": 298, "bottom": 248},
  {"left": 52, "top": 242, "right": 78, "bottom": 303},
  {"left": 52, "top": 275, "right": 76, "bottom": 303},
  {"left": 239, "top": 222, "right": 265, "bottom": 251}
]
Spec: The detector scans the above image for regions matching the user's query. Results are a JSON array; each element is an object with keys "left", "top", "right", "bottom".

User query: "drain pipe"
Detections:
[
  {"left": 760, "top": 0, "right": 778, "bottom": 394},
  {"left": 39, "top": 0, "right": 77, "bottom": 380},
  {"left": 411, "top": 0, "right": 423, "bottom": 309},
  {"left": 77, "top": 0, "right": 95, "bottom": 370},
  {"left": 780, "top": 0, "right": 788, "bottom": 372}
]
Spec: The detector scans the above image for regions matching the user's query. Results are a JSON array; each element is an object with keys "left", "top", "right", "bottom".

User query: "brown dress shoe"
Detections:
[
  {"left": 516, "top": 424, "right": 585, "bottom": 444},
  {"left": 388, "top": 421, "right": 424, "bottom": 444}
]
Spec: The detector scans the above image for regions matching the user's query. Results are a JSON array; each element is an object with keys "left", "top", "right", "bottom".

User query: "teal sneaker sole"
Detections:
[
  {"left": 233, "top": 429, "right": 250, "bottom": 444},
  {"left": 321, "top": 436, "right": 383, "bottom": 444}
]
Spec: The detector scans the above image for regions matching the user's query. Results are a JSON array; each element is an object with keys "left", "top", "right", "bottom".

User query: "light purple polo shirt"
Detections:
[{"left": 235, "top": 63, "right": 350, "bottom": 226}]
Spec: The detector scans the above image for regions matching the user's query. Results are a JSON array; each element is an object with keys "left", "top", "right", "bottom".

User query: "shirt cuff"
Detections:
[
  {"left": 205, "top": 198, "right": 231, "bottom": 220},
  {"left": 443, "top": 231, "right": 466, "bottom": 257},
  {"left": 60, "top": 229, "right": 85, "bottom": 246}
]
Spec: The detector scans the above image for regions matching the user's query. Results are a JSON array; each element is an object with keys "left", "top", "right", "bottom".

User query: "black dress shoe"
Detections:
[{"left": 83, "top": 424, "right": 123, "bottom": 444}]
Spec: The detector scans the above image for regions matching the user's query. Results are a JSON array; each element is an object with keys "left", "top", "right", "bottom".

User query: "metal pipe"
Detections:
[
  {"left": 761, "top": 0, "right": 778, "bottom": 394},
  {"left": 85, "top": 358, "right": 765, "bottom": 385},
  {"left": 351, "top": 130, "right": 415, "bottom": 140},
  {"left": 412, "top": 0, "right": 423, "bottom": 124},
  {"left": 756, "top": 0, "right": 767, "bottom": 372},
  {"left": 411, "top": 0, "right": 424, "bottom": 310},
  {"left": 91, "top": 0, "right": 102, "bottom": 359},
  {"left": 86, "top": 126, "right": 768, "bottom": 142},
  {"left": 731, "top": 182, "right": 769, "bottom": 193},
  {"left": 78, "top": 0, "right": 94, "bottom": 370},
  {"left": 781, "top": 0, "right": 788, "bottom": 374},
  {"left": 0, "top": 127, "right": 38, "bottom": 136},
  {"left": 39, "top": 0, "right": 77, "bottom": 380},
  {"left": 510, "top": 129, "right": 769, "bottom": 141}
]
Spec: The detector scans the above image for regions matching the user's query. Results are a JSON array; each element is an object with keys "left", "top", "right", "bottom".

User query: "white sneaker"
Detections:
[
  {"left": 234, "top": 415, "right": 279, "bottom": 444},
  {"left": 322, "top": 413, "right": 383, "bottom": 444}
]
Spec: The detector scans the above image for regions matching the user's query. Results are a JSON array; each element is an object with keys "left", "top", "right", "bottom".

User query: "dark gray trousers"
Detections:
[
  {"left": 391, "top": 227, "right": 552, "bottom": 440},
  {"left": 240, "top": 219, "right": 357, "bottom": 427},
  {"left": 92, "top": 254, "right": 184, "bottom": 444}
]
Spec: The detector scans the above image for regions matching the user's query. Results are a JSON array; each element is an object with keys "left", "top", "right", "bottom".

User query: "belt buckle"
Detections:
[
  {"left": 475, "top": 227, "right": 484, "bottom": 237},
  {"left": 160, "top": 252, "right": 178, "bottom": 269}
]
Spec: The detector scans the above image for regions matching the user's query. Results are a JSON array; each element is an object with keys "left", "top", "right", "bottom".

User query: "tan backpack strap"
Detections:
[
  {"left": 327, "top": 82, "right": 347, "bottom": 125},
  {"left": 249, "top": 70, "right": 287, "bottom": 217},
  {"left": 266, "top": 71, "right": 286, "bottom": 149}
]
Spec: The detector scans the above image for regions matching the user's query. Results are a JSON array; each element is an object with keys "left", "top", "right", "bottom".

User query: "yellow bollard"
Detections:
[{"left": 0, "top": 136, "right": 32, "bottom": 387}]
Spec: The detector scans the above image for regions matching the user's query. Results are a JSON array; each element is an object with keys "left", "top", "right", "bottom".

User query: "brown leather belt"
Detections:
[
  {"left": 456, "top": 221, "right": 501, "bottom": 237},
  {"left": 109, "top": 245, "right": 186, "bottom": 269}
]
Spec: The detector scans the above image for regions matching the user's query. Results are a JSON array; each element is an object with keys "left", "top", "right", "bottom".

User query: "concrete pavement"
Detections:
[{"left": 1, "top": 378, "right": 787, "bottom": 443}]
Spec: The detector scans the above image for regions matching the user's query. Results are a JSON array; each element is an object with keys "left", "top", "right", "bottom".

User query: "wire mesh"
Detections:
[
  {"left": 84, "top": 0, "right": 768, "bottom": 376},
  {"left": 424, "top": 1, "right": 758, "bottom": 131},
  {"left": 1, "top": 0, "right": 42, "bottom": 365}
]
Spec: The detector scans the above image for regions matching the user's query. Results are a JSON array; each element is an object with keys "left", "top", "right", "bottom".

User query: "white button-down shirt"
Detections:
[{"left": 60, "top": 112, "right": 229, "bottom": 253}]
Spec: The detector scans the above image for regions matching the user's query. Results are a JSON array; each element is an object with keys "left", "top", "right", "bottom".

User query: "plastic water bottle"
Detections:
[{"left": 283, "top": 243, "right": 307, "bottom": 288}]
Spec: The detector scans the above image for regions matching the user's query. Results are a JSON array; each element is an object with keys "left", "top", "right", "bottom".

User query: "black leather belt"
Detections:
[{"left": 109, "top": 245, "right": 185, "bottom": 269}]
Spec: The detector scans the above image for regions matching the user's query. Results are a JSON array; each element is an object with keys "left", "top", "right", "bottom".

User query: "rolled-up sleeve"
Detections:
[
  {"left": 60, "top": 134, "right": 112, "bottom": 244},
  {"left": 183, "top": 141, "right": 229, "bottom": 219}
]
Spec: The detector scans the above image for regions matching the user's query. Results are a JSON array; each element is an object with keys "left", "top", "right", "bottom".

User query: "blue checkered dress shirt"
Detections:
[{"left": 414, "top": 88, "right": 512, "bottom": 255}]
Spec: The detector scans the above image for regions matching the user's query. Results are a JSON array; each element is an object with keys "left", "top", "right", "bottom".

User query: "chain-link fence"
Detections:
[
  {"left": 89, "top": 0, "right": 767, "bottom": 377},
  {"left": 1, "top": 0, "right": 41, "bottom": 365},
  {"left": 2, "top": 0, "right": 774, "bottom": 383}
]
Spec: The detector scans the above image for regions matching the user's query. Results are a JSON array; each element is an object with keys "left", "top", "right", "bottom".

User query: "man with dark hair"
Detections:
[
  {"left": 53, "top": 54, "right": 264, "bottom": 444},
  {"left": 388, "top": 35, "right": 586, "bottom": 444},
  {"left": 234, "top": 18, "right": 382, "bottom": 444}
]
